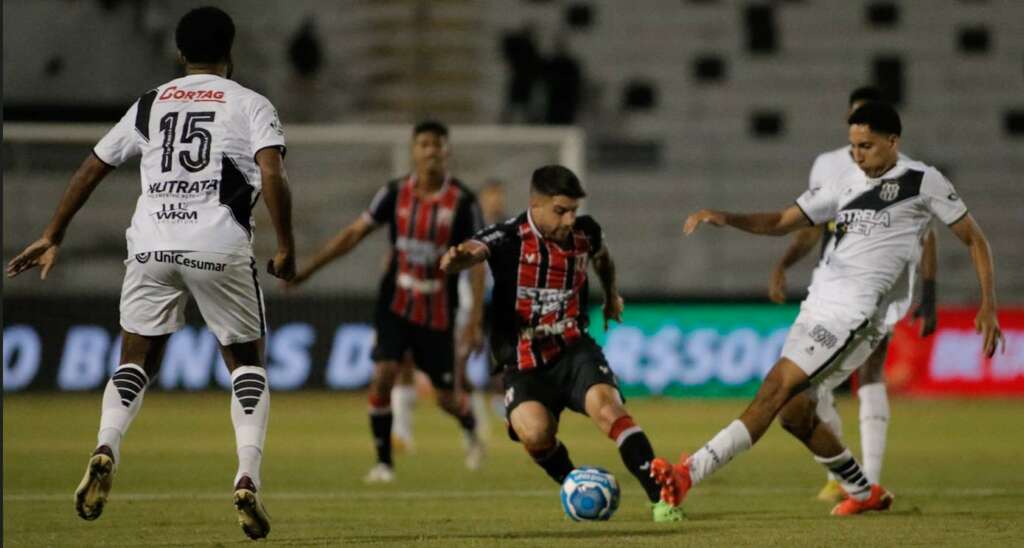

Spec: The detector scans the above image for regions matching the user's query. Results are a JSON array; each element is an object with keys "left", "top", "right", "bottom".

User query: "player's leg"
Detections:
[
  {"left": 365, "top": 310, "right": 410, "bottom": 481},
  {"left": 186, "top": 253, "right": 272, "bottom": 539},
  {"left": 414, "top": 327, "right": 484, "bottom": 470},
  {"left": 508, "top": 401, "right": 574, "bottom": 483},
  {"left": 77, "top": 254, "right": 185, "bottom": 521},
  {"left": 857, "top": 335, "right": 890, "bottom": 484},
  {"left": 814, "top": 386, "right": 845, "bottom": 502},
  {"left": 390, "top": 353, "right": 418, "bottom": 453}
]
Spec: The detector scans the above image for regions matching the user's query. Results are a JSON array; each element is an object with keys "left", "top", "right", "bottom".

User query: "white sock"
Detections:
[
  {"left": 98, "top": 363, "right": 150, "bottom": 469},
  {"left": 231, "top": 366, "right": 269, "bottom": 489},
  {"left": 815, "top": 449, "right": 872, "bottom": 501},
  {"left": 470, "top": 391, "right": 490, "bottom": 441},
  {"left": 858, "top": 382, "right": 889, "bottom": 484},
  {"left": 391, "top": 384, "right": 417, "bottom": 440},
  {"left": 815, "top": 389, "right": 843, "bottom": 481},
  {"left": 688, "top": 420, "right": 753, "bottom": 485}
]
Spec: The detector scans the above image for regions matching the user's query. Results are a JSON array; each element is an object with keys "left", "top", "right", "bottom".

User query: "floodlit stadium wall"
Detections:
[{"left": 5, "top": 298, "right": 1021, "bottom": 397}]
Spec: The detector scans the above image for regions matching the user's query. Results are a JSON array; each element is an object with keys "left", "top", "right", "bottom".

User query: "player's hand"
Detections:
[
  {"left": 975, "top": 305, "right": 1004, "bottom": 358},
  {"left": 768, "top": 266, "right": 787, "bottom": 304},
  {"left": 603, "top": 293, "right": 624, "bottom": 331},
  {"left": 267, "top": 248, "right": 296, "bottom": 281},
  {"left": 458, "top": 322, "right": 485, "bottom": 358},
  {"left": 440, "top": 242, "right": 479, "bottom": 273},
  {"left": 911, "top": 299, "right": 938, "bottom": 338},
  {"left": 683, "top": 209, "right": 726, "bottom": 235},
  {"left": 6, "top": 237, "right": 60, "bottom": 279}
]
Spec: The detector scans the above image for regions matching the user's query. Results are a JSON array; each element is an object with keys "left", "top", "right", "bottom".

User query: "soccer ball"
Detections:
[{"left": 560, "top": 466, "right": 621, "bottom": 521}]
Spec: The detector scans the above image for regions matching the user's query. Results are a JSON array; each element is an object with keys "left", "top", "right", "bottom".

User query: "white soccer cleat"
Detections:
[
  {"left": 364, "top": 463, "right": 396, "bottom": 484},
  {"left": 464, "top": 438, "right": 486, "bottom": 471},
  {"left": 74, "top": 446, "right": 115, "bottom": 521},
  {"left": 233, "top": 475, "right": 271, "bottom": 540}
]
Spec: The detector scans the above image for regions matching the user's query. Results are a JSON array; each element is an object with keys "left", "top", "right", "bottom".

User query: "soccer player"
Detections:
[
  {"left": 440, "top": 165, "right": 686, "bottom": 522},
  {"left": 767, "top": 87, "right": 939, "bottom": 502},
  {"left": 287, "top": 121, "right": 486, "bottom": 481},
  {"left": 5, "top": 7, "right": 293, "bottom": 539},
  {"left": 667, "top": 102, "right": 1003, "bottom": 515}
]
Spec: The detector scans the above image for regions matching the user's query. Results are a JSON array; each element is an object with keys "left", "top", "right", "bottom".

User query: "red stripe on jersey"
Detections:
[
  {"left": 562, "top": 231, "right": 589, "bottom": 344},
  {"left": 390, "top": 181, "right": 415, "bottom": 317},
  {"left": 515, "top": 222, "right": 540, "bottom": 370},
  {"left": 428, "top": 185, "right": 461, "bottom": 330},
  {"left": 408, "top": 197, "right": 435, "bottom": 326}
]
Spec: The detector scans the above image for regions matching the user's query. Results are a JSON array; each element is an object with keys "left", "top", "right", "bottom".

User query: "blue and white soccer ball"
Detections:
[{"left": 560, "top": 466, "right": 621, "bottom": 521}]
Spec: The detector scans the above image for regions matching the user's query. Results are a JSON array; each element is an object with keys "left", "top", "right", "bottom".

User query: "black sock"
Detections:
[
  {"left": 618, "top": 431, "right": 661, "bottom": 503},
  {"left": 369, "top": 411, "right": 393, "bottom": 466},
  {"left": 457, "top": 411, "right": 477, "bottom": 439},
  {"left": 530, "top": 441, "right": 575, "bottom": 484}
]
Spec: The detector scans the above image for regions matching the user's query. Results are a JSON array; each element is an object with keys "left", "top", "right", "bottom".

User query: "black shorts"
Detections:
[
  {"left": 502, "top": 335, "right": 621, "bottom": 426},
  {"left": 372, "top": 309, "right": 455, "bottom": 391}
]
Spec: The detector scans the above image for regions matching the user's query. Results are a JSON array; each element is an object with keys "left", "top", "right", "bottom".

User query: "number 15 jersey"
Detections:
[{"left": 93, "top": 73, "right": 286, "bottom": 257}]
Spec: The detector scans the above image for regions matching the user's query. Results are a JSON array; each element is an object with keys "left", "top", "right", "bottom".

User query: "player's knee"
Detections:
[{"left": 517, "top": 427, "right": 556, "bottom": 452}]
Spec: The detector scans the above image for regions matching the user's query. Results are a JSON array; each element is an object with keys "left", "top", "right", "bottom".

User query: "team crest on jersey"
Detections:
[{"left": 879, "top": 181, "right": 900, "bottom": 202}]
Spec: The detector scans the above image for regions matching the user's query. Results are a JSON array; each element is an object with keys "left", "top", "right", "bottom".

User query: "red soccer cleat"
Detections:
[
  {"left": 830, "top": 484, "right": 894, "bottom": 516},
  {"left": 650, "top": 453, "right": 692, "bottom": 507}
]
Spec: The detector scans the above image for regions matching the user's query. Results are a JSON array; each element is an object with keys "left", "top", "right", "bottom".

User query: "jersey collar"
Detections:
[{"left": 407, "top": 172, "right": 451, "bottom": 200}]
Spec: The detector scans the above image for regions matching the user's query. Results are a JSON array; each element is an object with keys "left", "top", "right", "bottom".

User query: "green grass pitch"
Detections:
[{"left": 4, "top": 392, "right": 1022, "bottom": 546}]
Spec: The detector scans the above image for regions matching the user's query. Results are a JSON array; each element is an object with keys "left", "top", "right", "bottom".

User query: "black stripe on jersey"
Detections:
[
  {"left": 840, "top": 169, "right": 924, "bottom": 213},
  {"left": 248, "top": 257, "right": 266, "bottom": 337},
  {"left": 807, "top": 320, "right": 870, "bottom": 382},
  {"left": 220, "top": 154, "right": 255, "bottom": 237},
  {"left": 135, "top": 89, "right": 158, "bottom": 141},
  {"left": 537, "top": 241, "right": 550, "bottom": 289}
]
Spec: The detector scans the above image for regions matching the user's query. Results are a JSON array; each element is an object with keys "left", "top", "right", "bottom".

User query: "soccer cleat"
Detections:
[
  {"left": 817, "top": 478, "right": 846, "bottom": 503},
  {"left": 830, "top": 484, "right": 894, "bottom": 516},
  {"left": 650, "top": 454, "right": 692, "bottom": 507},
  {"left": 233, "top": 475, "right": 271, "bottom": 540},
  {"left": 74, "top": 445, "right": 115, "bottom": 521},
  {"left": 651, "top": 500, "right": 685, "bottom": 522},
  {"left": 364, "top": 462, "right": 396, "bottom": 483},
  {"left": 392, "top": 433, "right": 416, "bottom": 454},
  {"left": 464, "top": 438, "right": 486, "bottom": 471}
]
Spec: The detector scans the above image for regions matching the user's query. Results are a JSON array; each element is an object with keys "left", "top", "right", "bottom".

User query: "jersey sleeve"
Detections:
[
  {"left": 471, "top": 217, "right": 518, "bottom": 257},
  {"left": 795, "top": 180, "right": 839, "bottom": 226},
  {"left": 362, "top": 183, "right": 397, "bottom": 225},
  {"left": 807, "top": 153, "right": 829, "bottom": 192},
  {"left": 451, "top": 195, "right": 484, "bottom": 245},
  {"left": 575, "top": 215, "right": 604, "bottom": 256},
  {"left": 921, "top": 168, "right": 968, "bottom": 225},
  {"left": 93, "top": 101, "right": 141, "bottom": 167},
  {"left": 249, "top": 95, "right": 287, "bottom": 159}
]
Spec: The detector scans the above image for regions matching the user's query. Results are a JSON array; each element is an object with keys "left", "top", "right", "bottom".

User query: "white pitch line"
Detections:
[{"left": 3, "top": 486, "right": 1011, "bottom": 503}]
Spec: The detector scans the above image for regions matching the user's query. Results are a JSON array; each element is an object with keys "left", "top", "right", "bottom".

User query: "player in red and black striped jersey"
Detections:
[
  {"left": 440, "top": 165, "right": 686, "bottom": 521},
  {"left": 288, "top": 121, "right": 486, "bottom": 482}
]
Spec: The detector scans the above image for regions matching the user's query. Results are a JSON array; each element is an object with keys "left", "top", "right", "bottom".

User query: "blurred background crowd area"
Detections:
[{"left": 4, "top": 0, "right": 1023, "bottom": 301}]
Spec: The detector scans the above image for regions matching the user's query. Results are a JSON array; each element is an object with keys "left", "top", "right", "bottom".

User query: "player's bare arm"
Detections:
[
  {"left": 439, "top": 240, "right": 488, "bottom": 274},
  {"left": 287, "top": 215, "right": 377, "bottom": 287},
  {"left": 591, "top": 245, "right": 624, "bottom": 330},
  {"left": 459, "top": 263, "right": 487, "bottom": 356},
  {"left": 911, "top": 227, "right": 939, "bottom": 336},
  {"left": 948, "top": 214, "right": 1003, "bottom": 357},
  {"left": 684, "top": 204, "right": 811, "bottom": 237},
  {"left": 257, "top": 147, "right": 296, "bottom": 281},
  {"left": 769, "top": 226, "right": 822, "bottom": 303},
  {"left": 6, "top": 153, "right": 115, "bottom": 279}
]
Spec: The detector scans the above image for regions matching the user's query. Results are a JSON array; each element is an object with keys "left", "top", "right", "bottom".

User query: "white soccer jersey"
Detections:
[
  {"left": 796, "top": 157, "right": 967, "bottom": 321},
  {"left": 806, "top": 147, "right": 918, "bottom": 327},
  {"left": 93, "top": 73, "right": 286, "bottom": 256}
]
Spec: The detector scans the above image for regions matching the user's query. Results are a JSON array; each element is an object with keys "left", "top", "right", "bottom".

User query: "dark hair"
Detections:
[
  {"left": 413, "top": 120, "right": 449, "bottom": 139},
  {"left": 176, "top": 7, "right": 235, "bottom": 64},
  {"left": 848, "top": 86, "right": 884, "bottom": 107},
  {"left": 847, "top": 101, "right": 902, "bottom": 136},
  {"left": 530, "top": 165, "right": 586, "bottom": 199}
]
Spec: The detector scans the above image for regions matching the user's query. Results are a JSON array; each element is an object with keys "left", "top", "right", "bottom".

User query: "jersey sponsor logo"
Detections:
[
  {"left": 809, "top": 324, "right": 838, "bottom": 349},
  {"left": 516, "top": 287, "right": 575, "bottom": 316},
  {"left": 147, "top": 179, "right": 220, "bottom": 199},
  {"left": 151, "top": 203, "right": 199, "bottom": 224},
  {"left": 879, "top": 181, "right": 900, "bottom": 202},
  {"left": 835, "top": 209, "right": 891, "bottom": 237},
  {"left": 135, "top": 252, "right": 152, "bottom": 264},
  {"left": 146, "top": 251, "right": 226, "bottom": 272},
  {"left": 394, "top": 236, "right": 445, "bottom": 266},
  {"left": 158, "top": 86, "right": 226, "bottom": 103}
]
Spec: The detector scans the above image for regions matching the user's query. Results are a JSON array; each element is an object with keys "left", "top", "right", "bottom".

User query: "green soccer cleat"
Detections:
[{"left": 652, "top": 500, "right": 685, "bottom": 522}]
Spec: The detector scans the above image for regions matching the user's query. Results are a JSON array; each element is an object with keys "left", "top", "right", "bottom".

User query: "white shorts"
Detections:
[
  {"left": 120, "top": 251, "right": 265, "bottom": 346},
  {"left": 781, "top": 303, "right": 887, "bottom": 396}
]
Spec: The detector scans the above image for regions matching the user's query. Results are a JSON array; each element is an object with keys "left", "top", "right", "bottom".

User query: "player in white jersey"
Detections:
[
  {"left": 6, "top": 7, "right": 294, "bottom": 540},
  {"left": 767, "top": 87, "right": 939, "bottom": 502},
  {"left": 652, "top": 102, "right": 1003, "bottom": 516}
]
